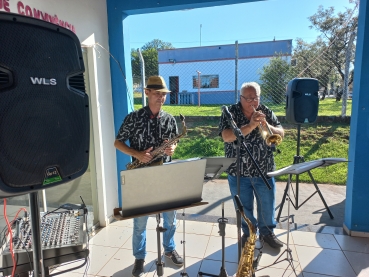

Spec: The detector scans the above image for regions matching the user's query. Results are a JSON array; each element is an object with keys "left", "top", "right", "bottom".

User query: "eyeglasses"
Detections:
[{"left": 240, "top": 95, "right": 260, "bottom": 102}]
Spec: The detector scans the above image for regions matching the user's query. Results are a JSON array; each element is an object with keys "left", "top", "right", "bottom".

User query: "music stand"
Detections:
[
  {"left": 196, "top": 157, "right": 235, "bottom": 277},
  {"left": 256, "top": 158, "right": 348, "bottom": 275},
  {"left": 201, "top": 157, "right": 236, "bottom": 180},
  {"left": 179, "top": 157, "right": 233, "bottom": 277},
  {"left": 276, "top": 125, "right": 342, "bottom": 221},
  {"left": 116, "top": 159, "right": 208, "bottom": 277}
]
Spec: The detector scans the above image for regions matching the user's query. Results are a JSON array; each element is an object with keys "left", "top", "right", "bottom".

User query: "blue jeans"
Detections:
[
  {"left": 132, "top": 211, "right": 177, "bottom": 259},
  {"left": 228, "top": 175, "right": 277, "bottom": 236}
]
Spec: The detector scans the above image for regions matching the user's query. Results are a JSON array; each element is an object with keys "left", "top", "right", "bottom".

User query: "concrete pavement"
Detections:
[
  {"left": 183, "top": 179, "right": 346, "bottom": 233},
  {"left": 3, "top": 173, "right": 347, "bottom": 233}
]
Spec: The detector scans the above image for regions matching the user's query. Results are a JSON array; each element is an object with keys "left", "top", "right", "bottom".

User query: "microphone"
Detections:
[
  {"left": 222, "top": 105, "right": 231, "bottom": 116},
  {"left": 221, "top": 105, "right": 236, "bottom": 127}
]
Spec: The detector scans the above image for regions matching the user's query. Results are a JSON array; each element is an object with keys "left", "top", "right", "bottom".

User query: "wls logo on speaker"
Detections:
[
  {"left": 43, "top": 167, "right": 62, "bottom": 185},
  {"left": 30, "top": 77, "right": 57, "bottom": 85}
]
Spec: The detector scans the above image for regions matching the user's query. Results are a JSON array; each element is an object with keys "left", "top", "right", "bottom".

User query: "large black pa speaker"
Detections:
[
  {"left": 0, "top": 12, "right": 90, "bottom": 198},
  {"left": 286, "top": 78, "right": 319, "bottom": 124}
]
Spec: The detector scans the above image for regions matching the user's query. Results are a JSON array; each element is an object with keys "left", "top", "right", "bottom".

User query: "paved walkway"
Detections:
[
  {"left": 184, "top": 179, "right": 346, "bottom": 231},
  {"left": 2, "top": 174, "right": 347, "bottom": 231}
]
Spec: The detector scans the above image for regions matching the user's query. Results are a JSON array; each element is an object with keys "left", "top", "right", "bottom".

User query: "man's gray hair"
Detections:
[{"left": 240, "top": 82, "right": 261, "bottom": 96}]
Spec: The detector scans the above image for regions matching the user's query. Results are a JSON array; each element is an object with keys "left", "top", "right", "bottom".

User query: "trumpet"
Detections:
[{"left": 252, "top": 106, "right": 282, "bottom": 147}]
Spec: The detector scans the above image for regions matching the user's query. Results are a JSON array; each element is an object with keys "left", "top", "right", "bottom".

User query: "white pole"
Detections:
[
  {"left": 138, "top": 48, "right": 146, "bottom": 107},
  {"left": 197, "top": 71, "right": 201, "bottom": 106},
  {"left": 341, "top": 31, "right": 356, "bottom": 117}
]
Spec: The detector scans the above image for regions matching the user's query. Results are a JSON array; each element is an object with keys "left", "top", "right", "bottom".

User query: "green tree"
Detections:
[
  {"left": 259, "top": 55, "right": 295, "bottom": 104},
  {"left": 131, "top": 39, "right": 175, "bottom": 84},
  {"left": 292, "top": 38, "right": 336, "bottom": 97},
  {"left": 141, "top": 39, "right": 174, "bottom": 51},
  {"left": 301, "top": 1, "right": 358, "bottom": 90}
]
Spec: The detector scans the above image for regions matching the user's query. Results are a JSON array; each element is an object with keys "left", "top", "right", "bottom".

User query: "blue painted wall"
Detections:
[
  {"left": 159, "top": 40, "right": 292, "bottom": 63},
  {"left": 344, "top": 0, "right": 369, "bottom": 234},
  {"left": 106, "top": 4, "right": 134, "bottom": 207}
]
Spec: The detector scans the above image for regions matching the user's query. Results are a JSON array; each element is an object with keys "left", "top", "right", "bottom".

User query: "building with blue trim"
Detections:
[{"left": 158, "top": 40, "right": 292, "bottom": 105}]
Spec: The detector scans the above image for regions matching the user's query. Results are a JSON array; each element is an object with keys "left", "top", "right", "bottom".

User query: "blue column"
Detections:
[
  {"left": 107, "top": 2, "right": 134, "bottom": 207},
  {"left": 344, "top": 0, "right": 369, "bottom": 234}
]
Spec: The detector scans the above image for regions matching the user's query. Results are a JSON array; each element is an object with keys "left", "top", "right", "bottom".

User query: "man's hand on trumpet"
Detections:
[
  {"left": 250, "top": 105, "right": 266, "bottom": 129},
  {"left": 251, "top": 105, "right": 284, "bottom": 141}
]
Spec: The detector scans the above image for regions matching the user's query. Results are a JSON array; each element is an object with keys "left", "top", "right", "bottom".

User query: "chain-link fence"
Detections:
[
  {"left": 132, "top": 40, "right": 356, "bottom": 117},
  {"left": 131, "top": 3, "right": 358, "bottom": 118}
]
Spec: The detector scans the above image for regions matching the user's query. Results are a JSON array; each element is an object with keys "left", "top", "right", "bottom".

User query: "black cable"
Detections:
[
  {"left": 0, "top": 225, "right": 9, "bottom": 248},
  {"left": 49, "top": 257, "right": 89, "bottom": 277},
  {"left": 42, "top": 206, "right": 63, "bottom": 218},
  {"left": 0, "top": 220, "right": 33, "bottom": 273},
  {"left": 17, "top": 237, "right": 33, "bottom": 271},
  {"left": 80, "top": 195, "right": 90, "bottom": 277},
  {"left": 0, "top": 218, "right": 19, "bottom": 248},
  {"left": 83, "top": 256, "right": 90, "bottom": 277}
]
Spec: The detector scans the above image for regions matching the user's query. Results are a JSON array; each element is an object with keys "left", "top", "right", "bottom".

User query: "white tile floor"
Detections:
[{"left": 51, "top": 217, "right": 369, "bottom": 277}]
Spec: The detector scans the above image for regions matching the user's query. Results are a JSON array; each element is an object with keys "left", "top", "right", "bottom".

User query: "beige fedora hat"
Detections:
[{"left": 145, "top": 76, "right": 171, "bottom": 92}]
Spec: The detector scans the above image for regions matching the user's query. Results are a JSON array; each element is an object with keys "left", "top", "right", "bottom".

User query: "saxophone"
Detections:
[
  {"left": 126, "top": 114, "right": 187, "bottom": 170},
  {"left": 235, "top": 196, "right": 257, "bottom": 277}
]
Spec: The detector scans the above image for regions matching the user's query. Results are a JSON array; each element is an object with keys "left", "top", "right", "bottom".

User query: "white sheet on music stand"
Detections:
[
  {"left": 120, "top": 159, "right": 206, "bottom": 217},
  {"left": 267, "top": 158, "right": 347, "bottom": 177},
  {"left": 201, "top": 157, "right": 235, "bottom": 179}
]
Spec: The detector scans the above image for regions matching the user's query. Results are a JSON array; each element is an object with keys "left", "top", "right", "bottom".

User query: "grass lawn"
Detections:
[
  {"left": 134, "top": 97, "right": 352, "bottom": 117},
  {"left": 173, "top": 119, "right": 349, "bottom": 185},
  {"left": 134, "top": 95, "right": 350, "bottom": 185}
]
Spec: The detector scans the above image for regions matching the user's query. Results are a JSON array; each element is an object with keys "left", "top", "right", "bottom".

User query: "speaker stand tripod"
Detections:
[
  {"left": 198, "top": 202, "right": 228, "bottom": 277},
  {"left": 256, "top": 175, "right": 298, "bottom": 276},
  {"left": 276, "top": 124, "right": 334, "bottom": 222}
]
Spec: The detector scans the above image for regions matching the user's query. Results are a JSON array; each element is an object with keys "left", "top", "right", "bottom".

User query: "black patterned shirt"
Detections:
[
  {"left": 218, "top": 102, "right": 282, "bottom": 177},
  {"left": 116, "top": 106, "right": 179, "bottom": 163}
]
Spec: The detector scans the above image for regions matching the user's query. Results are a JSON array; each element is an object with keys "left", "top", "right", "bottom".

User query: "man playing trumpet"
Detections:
[{"left": 218, "top": 81, "right": 284, "bottom": 249}]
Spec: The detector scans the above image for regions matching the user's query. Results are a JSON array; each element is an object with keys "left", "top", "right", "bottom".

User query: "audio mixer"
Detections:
[{"left": 0, "top": 209, "right": 89, "bottom": 276}]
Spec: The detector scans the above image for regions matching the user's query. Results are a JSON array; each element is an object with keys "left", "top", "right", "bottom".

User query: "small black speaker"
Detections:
[
  {"left": 0, "top": 12, "right": 89, "bottom": 198},
  {"left": 286, "top": 78, "right": 319, "bottom": 124}
]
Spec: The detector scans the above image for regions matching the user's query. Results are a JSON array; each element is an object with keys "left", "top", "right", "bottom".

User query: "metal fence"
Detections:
[
  {"left": 129, "top": 1, "right": 358, "bottom": 118},
  {"left": 132, "top": 35, "right": 356, "bottom": 118}
]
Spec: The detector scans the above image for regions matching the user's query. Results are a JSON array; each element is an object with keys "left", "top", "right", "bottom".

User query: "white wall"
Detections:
[{"left": 6, "top": 0, "right": 118, "bottom": 226}]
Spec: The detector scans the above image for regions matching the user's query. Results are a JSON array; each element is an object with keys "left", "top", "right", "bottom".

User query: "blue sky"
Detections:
[{"left": 127, "top": 0, "right": 354, "bottom": 49}]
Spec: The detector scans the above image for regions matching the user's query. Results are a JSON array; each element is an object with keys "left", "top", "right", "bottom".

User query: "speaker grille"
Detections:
[
  {"left": 69, "top": 73, "right": 86, "bottom": 93},
  {"left": 286, "top": 78, "right": 319, "bottom": 124},
  {"left": 0, "top": 14, "right": 89, "bottom": 194}
]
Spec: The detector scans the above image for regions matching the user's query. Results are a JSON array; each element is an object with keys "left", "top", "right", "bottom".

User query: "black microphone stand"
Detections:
[
  {"left": 221, "top": 106, "right": 271, "bottom": 262},
  {"left": 155, "top": 213, "right": 166, "bottom": 277}
]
